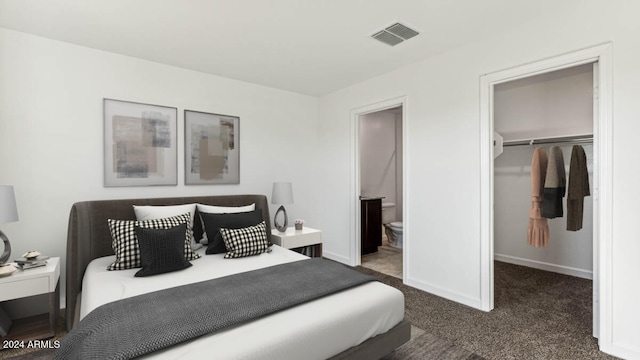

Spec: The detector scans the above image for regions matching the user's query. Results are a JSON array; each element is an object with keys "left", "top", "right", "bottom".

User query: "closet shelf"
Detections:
[{"left": 502, "top": 134, "right": 593, "bottom": 147}]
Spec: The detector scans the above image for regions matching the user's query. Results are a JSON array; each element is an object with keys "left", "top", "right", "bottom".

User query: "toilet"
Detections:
[{"left": 381, "top": 203, "right": 403, "bottom": 248}]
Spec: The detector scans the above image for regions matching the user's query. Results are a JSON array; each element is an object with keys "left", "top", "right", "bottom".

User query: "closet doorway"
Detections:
[
  {"left": 479, "top": 44, "right": 613, "bottom": 345},
  {"left": 494, "top": 63, "right": 595, "bottom": 334}
]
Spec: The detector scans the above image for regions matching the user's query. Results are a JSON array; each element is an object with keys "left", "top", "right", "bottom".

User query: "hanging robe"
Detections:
[
  {"left": 528, "top": 147, "right": 549, "bottom": 247},
  {"left": 567, "top": 145, "right": 590, "bottom": 231},
  {"left": 542, "top": 146, "right": 566, "bottom": 219}
]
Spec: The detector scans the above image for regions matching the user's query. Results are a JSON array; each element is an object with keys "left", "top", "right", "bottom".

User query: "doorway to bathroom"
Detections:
[{"left": 356, "top": 104, "right": 404, "bottom": 279}]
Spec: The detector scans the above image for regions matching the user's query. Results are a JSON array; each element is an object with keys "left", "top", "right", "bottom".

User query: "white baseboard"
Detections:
[
  {"left": 404, "top": 276, "right": 483, "bottom": 311},
  {"left": 495, "top": 253, "right": 592, "bottom": 280},
  {"left": 322, "top": 251, "right": 351, "bottom": 265},
  {"left": 604, "top": 341, "right": 640, "bottom": 360}
]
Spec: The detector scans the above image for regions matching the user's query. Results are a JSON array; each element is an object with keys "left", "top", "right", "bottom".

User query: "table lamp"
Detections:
[
  {"left": 0, "top": 186, "right": 19, "bottom": 264},
  {"left": 271, "top": 182, "right": 293, "bottom": 232}
]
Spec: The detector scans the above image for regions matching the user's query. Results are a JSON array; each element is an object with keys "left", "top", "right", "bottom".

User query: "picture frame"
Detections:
[
  {"left": 104, "top": 98, "right": 178, "bottom": 186},
  {"left": 184, "top": 110, "right": 240, "bottom": 185}
]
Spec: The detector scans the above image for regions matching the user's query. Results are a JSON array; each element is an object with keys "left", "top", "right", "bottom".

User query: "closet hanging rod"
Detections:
[{"left": 502, "top": 134, "right": 593, "bottom": 147}]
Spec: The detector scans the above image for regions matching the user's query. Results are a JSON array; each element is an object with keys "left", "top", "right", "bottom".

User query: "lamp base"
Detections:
[
  {"left": 0, "top": 229, "right": 11, "bottom": 264},
  {"left": 274, "top": 205, "right": 288, "bottom": 232}
]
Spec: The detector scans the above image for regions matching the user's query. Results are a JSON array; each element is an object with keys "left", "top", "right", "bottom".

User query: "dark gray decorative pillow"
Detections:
[
  {"left": 220, "top": 221, "right": 270, "bottom": 258},
  {"left": 134, "top": 224, "right": 193, "bottom": 277},
  {"left": 107, "top": 213, "right": 200, "bottom": 271},
  {"left": 201, "top": 210, "right": 264, "bottom": 255}
]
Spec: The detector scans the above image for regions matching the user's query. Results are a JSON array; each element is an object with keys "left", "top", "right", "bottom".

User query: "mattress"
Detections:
[{"left": 80, "top": 245, "right": 404, "bottom": 359}]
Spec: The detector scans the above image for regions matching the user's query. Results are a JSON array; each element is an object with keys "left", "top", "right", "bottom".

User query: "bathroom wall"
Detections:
[
  {"left": 359, "top": 108, "right": 402, "bottom": 221},
  {"left": 394, "top": 111, "right": 403, "bottom": 221}
]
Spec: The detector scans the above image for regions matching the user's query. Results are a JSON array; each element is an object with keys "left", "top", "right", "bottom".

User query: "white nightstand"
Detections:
[
  {"left": 271, "top": 227, "right": 322, "bottom": 257},
  {"left": 0, "top": 257, "right": 60, "bottom": 341}
]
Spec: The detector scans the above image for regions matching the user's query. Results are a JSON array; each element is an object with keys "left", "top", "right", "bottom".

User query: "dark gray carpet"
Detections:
[
  {"left": 383, "top": 330, "right": 484, "bottom": 360},
  {"left": 0, "top": 310, "right": 64, "bottom": 360},
  {"left": 2, "top": 349, "right": 53, "bottom": 360},
  {"left": 356, "top": 261, "right": 619, "bottom": 360}
]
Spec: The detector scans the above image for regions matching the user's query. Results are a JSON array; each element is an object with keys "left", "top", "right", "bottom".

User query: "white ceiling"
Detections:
[{"left": 0, "top": 0, "right": 562, "bottom": 96}]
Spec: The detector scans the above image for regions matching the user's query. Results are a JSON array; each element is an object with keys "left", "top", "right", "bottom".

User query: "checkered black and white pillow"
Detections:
[
  {"left": 220, "top": 221, "right": 269, "bottom": 259},
  {"left": 107, "top": 213, "right": 200, "bottom": 270}
]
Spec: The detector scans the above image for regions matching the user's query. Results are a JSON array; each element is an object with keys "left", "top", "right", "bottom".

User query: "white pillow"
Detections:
[
  {"left": 133, "top": 204, "right": 202, "bottom": 250},
  {"left": 196, "top": 203, "right": 256, "bottom": 244},
  {"left": 196, "top": 203, "right": 255, "bottom": 214}
]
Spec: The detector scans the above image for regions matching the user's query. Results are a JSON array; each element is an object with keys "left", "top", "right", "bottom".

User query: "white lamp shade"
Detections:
[
  {"left": 271, "top": 182, "right": 293, "bottom": 205},
  {"left": 0, "top": 186, "right": 18, "bottom": 224}
]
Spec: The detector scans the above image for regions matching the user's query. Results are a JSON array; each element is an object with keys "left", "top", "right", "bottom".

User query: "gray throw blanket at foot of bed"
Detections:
[{"left": 55, "top": 258, "right": 376, "bottom": 360}]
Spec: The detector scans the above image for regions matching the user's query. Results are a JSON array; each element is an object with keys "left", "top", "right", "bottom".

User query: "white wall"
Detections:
[
  {"left": 0, "top": 28, "right": 318, "bottom": 317},
  {"left": 494, "top": 63, "right": 594, "bottom": 141},
  {"left": 317, "top": 1, "right": 640, "bottom": 358},
  {"left": 494, "top": 65, "right": 594, "bottom": 278}
]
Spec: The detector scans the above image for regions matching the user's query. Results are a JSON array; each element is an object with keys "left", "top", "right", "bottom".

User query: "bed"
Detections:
[{"left": 64, "top": 194, "right": 410, "bottom": 359}]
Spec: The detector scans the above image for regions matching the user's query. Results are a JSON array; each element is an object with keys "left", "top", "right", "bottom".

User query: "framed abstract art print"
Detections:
[
  {"left": 184, "top": 110, "right": 240, "bottom": 185},
  {"left": 104, "top": 99, "right": 178, "bottom": 186}
]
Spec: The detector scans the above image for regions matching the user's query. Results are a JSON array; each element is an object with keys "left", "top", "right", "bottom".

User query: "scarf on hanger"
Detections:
[
  {"left": 527, "top": 147, "right": 549, "bottom": 247},
  {"left": 542, "top": 146, "right": 566, "bottom": 219},
  {"left": 567, "top": 145, "right": 590, "bottom": 231}
]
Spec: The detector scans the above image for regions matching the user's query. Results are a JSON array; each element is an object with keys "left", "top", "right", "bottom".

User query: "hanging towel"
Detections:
[
  {"left": 567, "top": 145, "right": 590, "bottom": 231},
  {"left": 542, "top": 146, "right": 566, "bottom": 218},
  {"left": 527, "top": 147, "right": 549, "bottom": 247}
]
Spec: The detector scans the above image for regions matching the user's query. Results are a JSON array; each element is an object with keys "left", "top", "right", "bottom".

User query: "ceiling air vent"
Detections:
[
  {"left": 371, "top": 23, "right": 419, "bottom": 46},
  {"left": 386, "top": 23, "right": 419, "bottom": 40},
  {"left": 372, "top": 30, "right": 404, "bottom": 46}
]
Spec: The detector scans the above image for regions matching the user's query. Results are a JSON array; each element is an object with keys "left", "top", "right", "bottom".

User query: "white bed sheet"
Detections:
[{"left": 81, "top": 245, "right": 404, "bottom": 360}]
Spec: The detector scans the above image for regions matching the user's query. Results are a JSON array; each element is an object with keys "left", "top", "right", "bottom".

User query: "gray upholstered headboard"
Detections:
[{"left": 65, "top": 194, "right": 271, "bottom": 330}]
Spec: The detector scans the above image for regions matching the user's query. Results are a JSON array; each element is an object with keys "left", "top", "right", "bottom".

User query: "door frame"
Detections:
[
  {"left": 349, "top": 96, "right": 408, "bottom": 278},
  {"left": 479, "top": 43, "right": 612, "bottom": 347}
]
